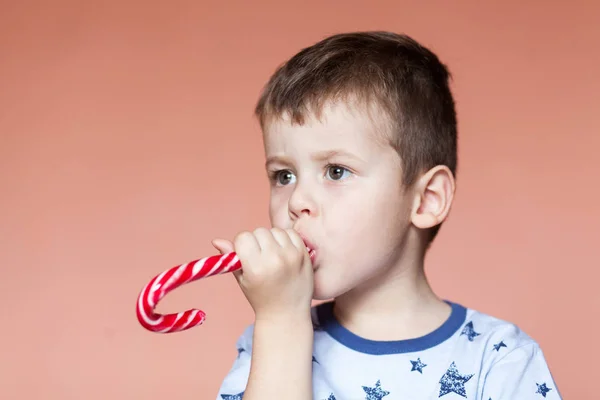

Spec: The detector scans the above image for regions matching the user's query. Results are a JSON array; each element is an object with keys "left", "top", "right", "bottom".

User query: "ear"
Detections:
[{"left": 410, "top": 165, "right": 456, "bottom": 230}]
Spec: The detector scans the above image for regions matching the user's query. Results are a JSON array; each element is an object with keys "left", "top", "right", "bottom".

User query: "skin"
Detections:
[{"left": 212, "top": 100, "right": 456, "bottom": 400}]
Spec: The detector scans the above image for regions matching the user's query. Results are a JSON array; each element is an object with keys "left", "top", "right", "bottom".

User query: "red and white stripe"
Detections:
[{"left": 136, "top": 252, "right": 241, "bottom": 333}]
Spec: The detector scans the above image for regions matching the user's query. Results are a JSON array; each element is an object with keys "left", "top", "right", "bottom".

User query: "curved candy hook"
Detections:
[{"left": 136, "top": 252, "right": 241, "bottom": 333}]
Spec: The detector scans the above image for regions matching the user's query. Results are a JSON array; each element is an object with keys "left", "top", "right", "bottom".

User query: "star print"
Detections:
[
  {"left": 221, "top": 391, "right": 244, "bottom": 399},
  {"left": 362, "top": 380, "right": 390, "bottom": 400},
  {"left": 410, "top": 358, "right": 427, "bottom": 373},
  {"left": 323, "top": 394, "right": 336, "bottom": 400},
  {"left": 236, "top": 347, "right": 244, "bottom": 357},
  {"left": 312, "top": 355, "right": 319, "bottom": 364},
  {"left": 493, "top": 341, "right": 507, "bottom": 351},
  {"left": 438, "top": 362, "right": 474, "bottom": 398},
  {"left": 536, "top": 383, "right": 552, "bottom": 397},
  {"left": 460, "top": 321, "right": 480, "bottom": 341}
]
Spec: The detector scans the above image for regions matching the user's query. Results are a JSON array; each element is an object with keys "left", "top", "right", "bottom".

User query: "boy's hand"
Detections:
[{"left": 211, "top": 227, "right": 314, "bottom": 321}]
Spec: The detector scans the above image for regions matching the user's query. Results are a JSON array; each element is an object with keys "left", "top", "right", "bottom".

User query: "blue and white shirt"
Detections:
[{"left": 217, "top": 301, "right": 561, "bottom": 399}]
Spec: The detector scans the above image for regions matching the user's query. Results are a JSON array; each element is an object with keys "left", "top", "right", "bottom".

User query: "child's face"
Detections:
[{"left": 263, "top": 101, "right": 415, "bottom": 300}]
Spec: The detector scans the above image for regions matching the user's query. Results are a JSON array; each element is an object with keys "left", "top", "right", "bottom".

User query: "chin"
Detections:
[
  {"left": 311, "top": 277, "right": 332, "bottom": 301},
  {"left": 312, "top": 291, "right": 334, "bottom": 301},
  {"left": 312, "top": 269, "right": 349, "bottom": 301},
  {"left": 311, "top": 278, "right": 329, "bottom": 300}
]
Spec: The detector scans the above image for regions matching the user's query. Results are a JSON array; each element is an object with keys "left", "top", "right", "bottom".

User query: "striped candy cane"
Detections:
[{"left": 136, "top": 252, "right": 241, "bottom": 333}]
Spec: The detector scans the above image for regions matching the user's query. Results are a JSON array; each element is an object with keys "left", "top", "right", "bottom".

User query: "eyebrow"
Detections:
[{"left": 265, "top": 150, "right": 364, "bottom": 168}]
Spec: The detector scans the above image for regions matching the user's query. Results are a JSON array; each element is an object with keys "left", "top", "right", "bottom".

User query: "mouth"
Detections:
[
  {"left": 306, "top": 246, "right": 316, "bottom": 263},
  {"left": 300, "top": 236, "right": 317, "bottom": 264}
]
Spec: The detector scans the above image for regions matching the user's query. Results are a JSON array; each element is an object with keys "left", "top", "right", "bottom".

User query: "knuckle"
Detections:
[
  {"left": 234, "top": 230, "right": 251, "bottom": 244},
  {"left": 284, "top": 228, "right": 296, "bottom": 236},
  {"left": 254, "top": 227, "right": 269, "bottom": 236},
  {"left": 285, "top": 229, "right": 300, "bottom": 242}
]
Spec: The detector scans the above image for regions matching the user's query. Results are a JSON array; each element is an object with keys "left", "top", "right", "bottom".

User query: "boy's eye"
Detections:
[
  {"left": 275, "top": 170, "right": 296, "bottom": 185},
  {"left": 326, "top": 165, "right": 350, "bottom": 181},
  {"left": 271, "top": 166, "right": 350, "bottom": 185}
]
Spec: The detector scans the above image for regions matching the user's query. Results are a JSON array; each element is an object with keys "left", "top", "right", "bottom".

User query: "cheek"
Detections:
[
  {"left": 268, "top": 193, "right": 289, "bottom": 226},
  {"left": 326, "top": 186, "right": 409, "bottom": 255}
]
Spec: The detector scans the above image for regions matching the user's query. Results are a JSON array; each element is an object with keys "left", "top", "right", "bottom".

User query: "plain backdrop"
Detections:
[{"left": 1, "top": 1, "right": 598, "bottom": 399}]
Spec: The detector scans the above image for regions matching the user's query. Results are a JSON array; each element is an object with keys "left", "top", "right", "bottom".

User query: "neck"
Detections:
[{"left": 331, "top": 248, "right": 450, "bottom": 341}]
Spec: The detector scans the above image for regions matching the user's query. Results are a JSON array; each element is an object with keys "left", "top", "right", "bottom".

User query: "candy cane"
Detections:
[{"left": 136, "top": 252, "right": 242, "bottom": 333}]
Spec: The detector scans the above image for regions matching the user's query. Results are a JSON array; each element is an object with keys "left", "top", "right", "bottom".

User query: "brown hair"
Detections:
[{"left": 254, "top": 31, "right": 458, "bottom": 242}]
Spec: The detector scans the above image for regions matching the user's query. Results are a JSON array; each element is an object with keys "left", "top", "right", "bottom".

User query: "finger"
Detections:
[
  {"left": 233, "top": 230, "right": 261, "bottom": 266},
  {"left": 270, "top": 227, "right": 294, "bottom": 249},
  {"left": 253, "top": 227, "right": 277, "bottom": 251},
  {"left": 232, "top": 266, "right": 244, "bottom": 282},
  {"left": 211, "top": 238, "right": 234, "bottom": 255},
  {"left": 286, "top": 228, "right": 308, "bottom": 254},
  {"left": 213, "top": 237, "right": 243, "bottom": 283}
]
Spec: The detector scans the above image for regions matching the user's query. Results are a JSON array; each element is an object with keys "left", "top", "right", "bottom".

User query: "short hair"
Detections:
[{"left": 254, "top": 31, "right": 457, "bottom": 243}]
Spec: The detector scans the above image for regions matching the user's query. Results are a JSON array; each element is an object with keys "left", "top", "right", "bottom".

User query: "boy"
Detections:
[{"left": 212, "top": 31, "right": 561, "bottom": 399}]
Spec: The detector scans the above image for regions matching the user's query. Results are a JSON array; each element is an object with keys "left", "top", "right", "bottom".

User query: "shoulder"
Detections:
[
  {"left": 457, "top": 305, "right": 556, "bottom": 375},
  {"left": 459, "top": 305, "right": 539, "bottom": 350},
  {"left": 233, "top": 323, "right": 255, "bottom": 354},
  {"left": 460, "top": 307, "right": 561, "bottom": 397}
]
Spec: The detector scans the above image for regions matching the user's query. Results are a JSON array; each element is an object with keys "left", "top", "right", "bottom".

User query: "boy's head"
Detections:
[{"left": 254, "top": 31, "right": 457, "bottom": 299}]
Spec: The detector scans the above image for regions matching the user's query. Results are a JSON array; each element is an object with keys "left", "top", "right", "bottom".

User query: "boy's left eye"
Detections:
[{"left": 326, "top": 165, "right": 351, "bottom": 181}]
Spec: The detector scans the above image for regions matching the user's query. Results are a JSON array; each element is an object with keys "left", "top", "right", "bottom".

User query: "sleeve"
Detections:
[
  {"left": 215, "top": 325, "right": 253, "bottom": 400},
  {"left": 481, "top": 342, "right": 562, "bottom": 399}
]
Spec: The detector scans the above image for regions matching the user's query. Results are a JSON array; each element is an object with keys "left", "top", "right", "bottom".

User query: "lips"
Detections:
[
  {"left": 299, "top": 235, "right": 317, "bottom": 264},
  {"left": 306, "top": 247, "right": 316, "bottom": 263}
]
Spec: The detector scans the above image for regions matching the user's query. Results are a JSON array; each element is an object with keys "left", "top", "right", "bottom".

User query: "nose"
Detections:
[{"left": 288, "top": 182, "right": 316, "bottom": 220}]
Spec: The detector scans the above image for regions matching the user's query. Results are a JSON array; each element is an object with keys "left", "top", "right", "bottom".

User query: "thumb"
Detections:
[
  {"left": 211, "top": 238, "right": 235, "bottom": 255},
  {"left": 212, "top": 238, "right": 243, "bottom": 284}
]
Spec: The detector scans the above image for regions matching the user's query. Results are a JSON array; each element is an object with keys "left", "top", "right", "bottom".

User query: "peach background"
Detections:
[{"left": 1, "top": 1, "right": 598, "bottom": 399}]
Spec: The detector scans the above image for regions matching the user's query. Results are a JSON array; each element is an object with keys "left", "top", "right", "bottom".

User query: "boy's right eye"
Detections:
[{"left": 273, "top": 170, "right": 296, "bottom": 186}]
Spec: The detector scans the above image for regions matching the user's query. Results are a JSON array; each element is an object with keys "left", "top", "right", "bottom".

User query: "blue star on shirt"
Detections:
[
  {"left": 312, "top": 355, "right": 319, "bottom": 364},
  {"left": 438, "top": 362, "right": 474, "bottom": 398},
  {"left": 323, "top": 394, "right": 336, "bottom": 400},
  {"left": 536, "top": 383, "right": 552, "bottom": 397},
  {"left": 362, "top": 380, "right": 390, "bottom": 400},
  {"left": 460, "top": 321, "right": 480, "bottom": 341},
  {"left": 221, "top": 392, "right": 244, "bottom": 399},
  {"left": 410, "top": 357, "right": 427, "bottom": 373},
  {"left": 493, "top": 341, "right": 507, "bottom": 351}
]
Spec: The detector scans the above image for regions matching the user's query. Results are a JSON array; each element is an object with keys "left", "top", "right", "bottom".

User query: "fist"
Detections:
[{"left": 212, "top": 227, "right": 314, "bottom": 320}]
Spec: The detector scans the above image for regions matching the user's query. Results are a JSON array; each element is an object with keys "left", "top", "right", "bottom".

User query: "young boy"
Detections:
[{"left": 212, "top": 31, "right": 561, "bottom": 399}]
